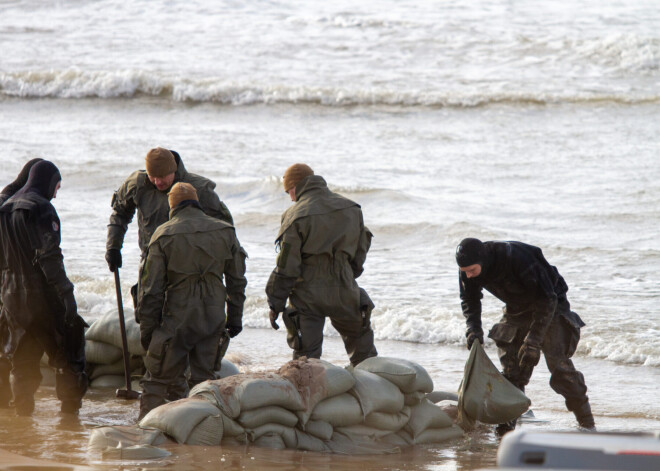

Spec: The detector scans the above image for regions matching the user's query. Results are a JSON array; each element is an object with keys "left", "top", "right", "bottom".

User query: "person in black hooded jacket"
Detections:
[
  {"left": 0, "top": 160, "right": 88, "bottom": 416},
  {"left": 0, "top": 158, "right": 44, "bottom": 408},
  {"left": 455, "top": 238, "right": 594, "bottom": 435}
]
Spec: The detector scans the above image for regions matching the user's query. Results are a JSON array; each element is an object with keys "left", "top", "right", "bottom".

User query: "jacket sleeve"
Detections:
[
  {"left": 265, "top": 223, "right": 302, "bottom": 313},
  {"left": 136, "top": 241, "right": 167, "bottom": 340},
  {"left": 351, "top": 213, "right": 373, "bottom": 279},
  {"left": 106, "top": 177, "right": 137, "bottom": 250},
  {"left": 199, "top": 183, "right": 234, "bottom": 225},
  {"left": 519, "top": 259, "right": 558, "bottom": 346},
  {"left": 224, "top": 235, "right": 248, "bottom": 326},
  {"left": 33, "top": 211, "right": 75, "bottom": 301},
  {"left": 459, "top": 270, "right": 484, "bottom": 336}
]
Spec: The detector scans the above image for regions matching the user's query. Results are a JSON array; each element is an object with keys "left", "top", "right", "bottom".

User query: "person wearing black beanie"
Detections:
[
  {"left": 0, "top": 160, "right": 88, "bottom": 416},
  {"left": 455, "top": 238, "right": 594, "bottom": 435}
]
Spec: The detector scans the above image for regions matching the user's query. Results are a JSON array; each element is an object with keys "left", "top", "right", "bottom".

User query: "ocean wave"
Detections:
[{"left": 2, "top": 69, "right": 659, "bottom": 107}]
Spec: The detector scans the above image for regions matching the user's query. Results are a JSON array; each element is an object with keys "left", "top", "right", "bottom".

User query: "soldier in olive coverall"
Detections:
[
  {"left": 136, "top": 183, "right": 246, "bottom": 419},
  {"left": 105, "top": 147, "right": 233, "bottom": 276},
  {"left": 266, "top": 164, "right": 377, "bottom": 366},
  {"left": 456, "top": 237, "right": 595, "bottom": 435}
]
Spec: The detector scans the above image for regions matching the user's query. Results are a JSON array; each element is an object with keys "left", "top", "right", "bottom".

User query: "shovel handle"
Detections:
[{"left": 114, "top": 269, "right": 138, "bottom": 399}]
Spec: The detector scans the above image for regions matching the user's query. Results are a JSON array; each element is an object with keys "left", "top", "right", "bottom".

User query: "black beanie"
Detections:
[
  {"left": 455, "top": 238, "right": 485, "bottom": 267},
  {"left": 15, "top": 160, "right": 62, "bottom": 201},
  {"left": 1, "top": 158, "right": 44, "bottom": 198}
]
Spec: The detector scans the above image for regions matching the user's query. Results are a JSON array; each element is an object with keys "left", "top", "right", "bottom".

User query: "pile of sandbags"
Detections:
[
  {"left": 84, "top": 309, "right": 145, "bottom": 390},
  {"left": 457, "top": 341, "right": 531, "bottom": 429},
  {"left": 134, "top": 357, "right": 464, "bottom": 454}
]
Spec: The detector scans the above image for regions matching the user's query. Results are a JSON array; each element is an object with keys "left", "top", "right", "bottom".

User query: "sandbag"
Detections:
[
  {"left": 350, "top": 369, "right": 404, "bottom": 416},
  {"left": 364, "top": 407, "right": 411, "bottom": 432},
  {"left": 85, "top": 308, "right": 146, "bottom": 356},
  {"left": 304, "top": 420, "right": 333, "bottom": 441},
  {"left": 90, "top": 375, "right": 141, "bottom": 391},
  {"left": 215, "top": 358, "right": 240, "bottom": 378},
  {"left": 404, "top": 391, "right": 425, "bottom": 406},
  {"left": 310, "top": 393, "right": 363, "bottom": 427},
  {"left": 426, "top": 390, "right": 458, "bottom": 403},
  {"left": 404, "top": 398, "right": 453, "bottom": 438},
  {"left": 253, "top": 433, "right": 286, "bottom": 450},
  {"left": 398, "top": 425, "right": 464, "bottom": 445},
  {"left": 277, "top": 358, "right": 355, "bottom": 426},
  {"left": 139, "top": 397, "right": 222, "bottom": 444},
  {"left": 222, "top": 414, "right": 246, "bottom": 438},
  {"left": 191, "top": 373, "right": 304, "bottom": 418},
  {"left": 88, "top": 425, "right": 166, "bottom": 452},
  {"left": 90, "top": 356, "right": 143, "bottom": 380},
  {"left": 457, "top": 342, "right": 531, "bottom": 428},
  {"left": 238, "top": 406, "right": 299, "bottom": 429},
  {"left": 355, "top": 357, "right": 433, "bottom": 393},
  {"left": 335, "top": 424, "right": 394, "bottom": 441},
  {"left": 327, "top": 431, "right": 401, "bottom": 455},
  {"left": 85, "top": 340, "right": 123, "bottom": 365},
  {"left": 185, "top": 415, "right": 224, "bottom": 446},
  {"left": 101, "top": 444, "right": 172, "bottom": 460},
  {"left": 436, "top": 400, "right": 458, "bottom": 423}
]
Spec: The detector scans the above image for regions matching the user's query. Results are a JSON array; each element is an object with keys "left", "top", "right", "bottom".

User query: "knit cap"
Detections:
[
  {"left": 283, "top": 163, "right": 314, "bottom": 192},
  {"left": 145, "top": 147, "right": 177, "bottom": 177},
  {"left": 168, "top": 182, "right": 198, "bottom": 209}
]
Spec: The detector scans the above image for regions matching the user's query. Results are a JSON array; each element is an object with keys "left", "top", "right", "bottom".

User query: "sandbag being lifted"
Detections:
[{"left": 457, "top": 342, "right": 530, "bottom": 428}]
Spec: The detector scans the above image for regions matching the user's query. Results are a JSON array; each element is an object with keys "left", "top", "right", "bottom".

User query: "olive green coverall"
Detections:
[
  {"left": 136, "top": 203, "right": 247, "bottom": 418},
  {"left": 266, "top": 175, "right": 377, "bottom": 366}
]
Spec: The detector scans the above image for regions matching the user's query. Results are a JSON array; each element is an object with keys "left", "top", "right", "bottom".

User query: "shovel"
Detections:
[{"left": 113, "top": 269, "right": 140, "bottom": 400}]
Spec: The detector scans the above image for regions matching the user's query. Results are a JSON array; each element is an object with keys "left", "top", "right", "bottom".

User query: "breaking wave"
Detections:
[{"left": 2, "top": 69, "right": 659, "bottom": 107}]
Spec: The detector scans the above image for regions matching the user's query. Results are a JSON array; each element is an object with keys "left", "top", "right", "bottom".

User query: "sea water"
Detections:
[{"left": 0, "top": 1, "right": 658, "bottom": 469}]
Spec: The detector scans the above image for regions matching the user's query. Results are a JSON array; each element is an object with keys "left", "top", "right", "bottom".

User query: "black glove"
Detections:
[
  {"left": 63, "top": 293, "right": 78, "bottom": 326},
  {"left": 105, "top": 248, "right": 122, "bottom": 272},
  {"left": 269, "top": 309, "right": 280, "bottom": 330},
  {"left": 466, "top": 329, "right": 484, "bottom": 350},
  {"left": 518, "top": 342, "right": 541, "bottom": 368},
  {"left": 227, "top": 323, "right": 242, "bottom": 338}
]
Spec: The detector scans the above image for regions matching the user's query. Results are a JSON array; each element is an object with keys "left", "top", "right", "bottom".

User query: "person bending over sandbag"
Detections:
[
  {"left": 455, "top": 238, "right": 595, "bottom": 435},
  {"left": 0, "top": 160, "right": 88, "bottom": 416},
  {"left": 266, "top": 164, "right": 377, "bottom": 366},
  {"left": 136, "top": 183, "right": 247, "bottom": 420}
]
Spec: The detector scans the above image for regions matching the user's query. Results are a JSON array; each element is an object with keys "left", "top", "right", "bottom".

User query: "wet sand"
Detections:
[{"left": 0, "top": 328, "right": 658, "bottom": 471}]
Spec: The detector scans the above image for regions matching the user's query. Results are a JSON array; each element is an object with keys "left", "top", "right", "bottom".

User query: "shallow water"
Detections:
[{"left": 0, "top": 328, "right": 657, "bottom": 471}]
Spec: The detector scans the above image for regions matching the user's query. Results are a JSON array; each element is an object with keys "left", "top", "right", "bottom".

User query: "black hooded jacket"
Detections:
[
  {"left": 0, "top": 161, "right": 74, "bottom": 352},
  {"left": 458, "top": 241, "right": 571, "bottom": 344}
]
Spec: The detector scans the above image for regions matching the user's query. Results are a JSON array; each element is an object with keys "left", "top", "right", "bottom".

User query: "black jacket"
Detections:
[{"left": 459, "top": 241, "right": 571, "bottom": 344}]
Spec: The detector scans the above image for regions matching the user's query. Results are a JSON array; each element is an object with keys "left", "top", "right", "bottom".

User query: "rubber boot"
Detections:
[
  {"left": 495, "top": 419, "right": 517, "bottom": 437},
  {"left": 573, "top": 401, "right": 596, "bottom": 431},
  {"left": 14, "top": 395, "right": 35, "bottom": 417},
  {"left": 60, "top": 399, "right": 82, "bottom": 415}
]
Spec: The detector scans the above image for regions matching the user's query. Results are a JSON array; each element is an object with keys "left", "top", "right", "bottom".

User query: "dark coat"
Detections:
[
  {"left": 0, "top": 191, "right": 75, "bottom": 358},
  {"left": 459, "top": 241, "right": 581, "bottom": 345}
]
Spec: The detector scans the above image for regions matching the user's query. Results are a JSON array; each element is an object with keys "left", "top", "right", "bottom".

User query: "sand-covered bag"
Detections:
[
  {"left": 350, "top": 368, "right": 405, "bottom": 416},
  {"left": 457, "top": 342, "right": 530, "bottom": 428},
  {"left": 190, "top": 372, "right": 305, "bottom": 419},
  {"left": 404, "top": 398, "right": 454, "bottom": 438},
  {"left": 355, "top": 357, "right": 433, "bottom": 394},
  {"left": 139, "top": 397, "right": 223, "bottom": 444},
  {"left": 310, "top": 393, "right": 364, "bottom": 427},
  {"left": 88, "top": 425, "right": 170, "bottom": 460},
  {"left": 277, "top": 358, "right": 355, "bottom": 426},
  {"left": 364, "top": 407, "right": 411, "bottom": 432}
]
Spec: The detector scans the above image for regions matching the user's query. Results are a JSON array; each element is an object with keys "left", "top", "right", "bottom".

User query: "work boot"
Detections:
[
  {"left": 60, "top": 400, "right": 81, "bottom": 415},
  {"left": 573, "top": 401, "right": 596, "bottom": 431},
  {"left": 495, "top": 419, "right": 517, "bottom": 437},
  {"left": 14, "top": 396, "right": 35, "bottom": 417}
]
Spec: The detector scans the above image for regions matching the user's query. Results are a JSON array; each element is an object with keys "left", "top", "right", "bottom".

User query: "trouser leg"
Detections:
[
  {"left": 330, "top": 309, "right": 378, "bottom": 367},
  {"left": 188, "top": 332, "right": 222, "bottom": 388},
  {"left": 542, "top": 315, "right": 593, "bottom": 429},
  {"left": 0, "top": 357, "right": 11, "bottom": 408},
  {"left": 10, "top": 333, "right": 44, "bottom": 416},
  {"left": 48, "top": 321, "right": 88, "bottom": 414},
  {"left": 139, "top": 337, "right": 189, "bottom": 421},
  {"left": 292, "top": 311, "right": 325, "bottom": 360}
]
